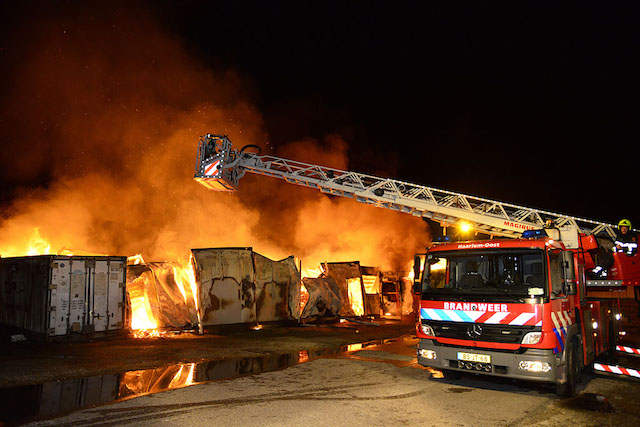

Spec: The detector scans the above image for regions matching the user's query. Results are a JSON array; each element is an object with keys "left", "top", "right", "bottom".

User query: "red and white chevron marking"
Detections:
[
  {"left": 204, "top": 160, "right": 221, "bottom": 175},
  {"left": 594, "top": 363, "right": 640, "bottom": 378},
  {"left": 550, "top": 310, "right": 573, "bottom": 331},
  {"left": 419, "top": 302, "right": 544, "bottom": 326},
  {"left": 616, "top": 345, "right": 640, "bottom": 355}
]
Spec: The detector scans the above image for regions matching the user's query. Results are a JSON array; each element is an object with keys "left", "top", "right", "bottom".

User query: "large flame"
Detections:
[
  {"left": 0, "top": 227, "right": 53, "bottom": 257},
  {"left": 26, "top": 228, "right": 51, "bottom": 256},
  {"left": 172, "top": 254, "right": 201, "bottom": 327},
  {"left": 127, "top": 255, "right": 159, "bottom": 335},
  {"left": 127, "top": 254, "right": 200, "bottom": 338},
  {"left": 0, "top": 5, "right": 430, "bottom": 331},
  {"left": 346, "top": 277, "right": 365, "bottom": 316}
]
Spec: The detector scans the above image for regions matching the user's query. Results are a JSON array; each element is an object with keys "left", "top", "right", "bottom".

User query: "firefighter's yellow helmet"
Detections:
[{"left": 618, "top": 219, "right": 632, "bottom": 228}]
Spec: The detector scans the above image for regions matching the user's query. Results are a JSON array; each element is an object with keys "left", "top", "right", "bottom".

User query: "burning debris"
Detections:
[
  {"left": 0, "top": 225, "right": 417, "bottom": 341},
  {"left": 126, "top": 256, "right": 199, "bottom": 337},
  {"left": 301, "top": 276, "right": 342, "bottom": 319},
  {"left": 298, "top": 261, "right": 417, "bottom": 323},
  {"left": 323, "top": 262, "right": 368, "bottom": 317}
]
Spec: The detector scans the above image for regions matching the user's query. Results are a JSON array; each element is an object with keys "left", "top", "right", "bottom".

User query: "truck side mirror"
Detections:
[
  {"left": 413, "top": 281, "right": 421, "bottom": 295},
  {"left": 413, "top": 255, "right": 422, "bottom": 294},
  {"left": 561, "top": 250, "right": 577, "bottom": 295}
]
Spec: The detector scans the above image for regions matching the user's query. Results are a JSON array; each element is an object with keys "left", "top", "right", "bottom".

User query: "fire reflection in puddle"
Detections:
[
  {"left": 0, "top": 336, "right": 412, "bottom": 425},
  {"left": 0, "top": 352, "right": 309, "bottom": 425}
]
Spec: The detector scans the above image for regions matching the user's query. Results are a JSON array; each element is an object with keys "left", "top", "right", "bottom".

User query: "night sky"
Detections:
[
  {"left": 161, "top": 1, "right": 640, "bottom": 227},
  {"left": 2, "top": 1, "right": 639, "bottom": 229}
]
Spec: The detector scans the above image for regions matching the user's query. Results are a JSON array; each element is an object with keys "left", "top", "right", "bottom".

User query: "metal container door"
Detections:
[
  {"left": 49, "top": 259, "right": 72, "bottom": 337},
  {"left": 108, "top": 259, "right": 125, "bottom": 330},
  {"left": 68, "top": 259, "right": 87, "bottom": 334},
  {"left": 93, "top": 260, "right": 109, "bottom": 332}
]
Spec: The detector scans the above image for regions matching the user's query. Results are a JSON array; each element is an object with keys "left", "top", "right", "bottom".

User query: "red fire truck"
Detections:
[
  {"left": 413, "top": 228, "right": 639, "bottom": 396},
  {"left": 194, "top": 134, "right": 638, "bottom": 396}
]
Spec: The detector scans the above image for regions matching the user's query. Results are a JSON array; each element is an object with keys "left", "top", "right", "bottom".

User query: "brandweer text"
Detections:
[{"left": 443, "top": 302, "right": 508, "bottom": 312}]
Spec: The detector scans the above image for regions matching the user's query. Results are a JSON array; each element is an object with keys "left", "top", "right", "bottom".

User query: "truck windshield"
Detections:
[{"left": 422, "top": 249, "right": 546, "bottom": 301}]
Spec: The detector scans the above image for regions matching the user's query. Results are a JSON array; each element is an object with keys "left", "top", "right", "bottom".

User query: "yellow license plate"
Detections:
[{"left": 457, "top": 352, "right": 491, "bottom": 363}]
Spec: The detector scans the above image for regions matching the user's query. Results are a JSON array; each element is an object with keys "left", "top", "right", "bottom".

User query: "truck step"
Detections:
[
  {"left": 616, "top": 345, "right": 640, "bottom": 356},
  {"left": 594, "top": 363, "right": 640, "bottom": 378}
]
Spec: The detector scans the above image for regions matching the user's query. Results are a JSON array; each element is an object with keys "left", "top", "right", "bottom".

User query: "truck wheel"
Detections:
[
  {"left": 605, "top": 319, "right": 617, "bottom": 363},
  {"left": 556, "top": 341, "right": 578, "bottom": 397}
]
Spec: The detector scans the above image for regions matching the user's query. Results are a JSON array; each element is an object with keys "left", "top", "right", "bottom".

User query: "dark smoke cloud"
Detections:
[{"left": 0, "top": 3, "right": 429, "bottom": 271}]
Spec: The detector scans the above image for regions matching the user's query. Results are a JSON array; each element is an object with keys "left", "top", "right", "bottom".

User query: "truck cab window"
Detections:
[{"left": 425, "top": 257, "right": 447, "bottom": 289}]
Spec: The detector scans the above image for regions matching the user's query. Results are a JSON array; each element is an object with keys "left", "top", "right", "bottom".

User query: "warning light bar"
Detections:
[{"left": 522, "top": 229, "right": 548, "bottom": 239}]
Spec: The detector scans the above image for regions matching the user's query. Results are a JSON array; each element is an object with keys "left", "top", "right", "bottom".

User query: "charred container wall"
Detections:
[
  {"left": 0, "top": 256, "right": 127, "bottom": 341},
  {"left": 192, "top": 248, "right": 300, "bottom": 327},
  {"left": 323, "top": 261, "right": 367, "bottom": 317}
]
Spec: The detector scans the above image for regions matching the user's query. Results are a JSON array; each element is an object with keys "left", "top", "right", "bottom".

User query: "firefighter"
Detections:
[{"left": 614, "top": 219, "right": 638, "bottom": 256}]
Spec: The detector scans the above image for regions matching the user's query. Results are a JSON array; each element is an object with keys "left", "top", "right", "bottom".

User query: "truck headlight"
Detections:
[
  {"left": 418, "top": 349, "right": 437, "bottom": 359},
  {"left": 521, "top": 331, "right": 542, "bottom": 345},
  {"left": 420, "top": 323, "right": 435, "bottom": 337},
  {"left": 519, "top": 361, "right": 552, "bottom": 373}
]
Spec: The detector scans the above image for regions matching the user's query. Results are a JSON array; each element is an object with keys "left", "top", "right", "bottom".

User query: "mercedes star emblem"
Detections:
[{"left": 467, "top": 323, "right": 483, "bottom": 339}]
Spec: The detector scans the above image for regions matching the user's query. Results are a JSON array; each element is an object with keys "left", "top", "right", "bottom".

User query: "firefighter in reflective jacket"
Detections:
[{"left": 614, "top": 219, "right": 638, "bottom": 256}]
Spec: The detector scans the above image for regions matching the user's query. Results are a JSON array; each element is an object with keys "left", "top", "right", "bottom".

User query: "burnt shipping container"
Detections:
[
  {"left": 0, "top": 255, "right": 127, "bottom": 341},
  {"left": 192, "top": 247, "right": 300, "bottom": 327}
]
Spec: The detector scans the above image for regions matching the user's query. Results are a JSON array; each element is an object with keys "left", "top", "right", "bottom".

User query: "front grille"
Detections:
[
  {"left": 433, "top": 340, "right": 528, "bottom": 354},
  {"left": 423, "top": 320, "right": 539, "bottom": 344}
]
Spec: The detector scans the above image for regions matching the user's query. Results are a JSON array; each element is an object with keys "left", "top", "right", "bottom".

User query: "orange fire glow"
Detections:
[
  {"left": 302, "top": 266, "right": 324, "bottom": 279},
  {"left": 347, "top": 277, "right": 365, "bottom": 316},
  {"left": 127, "top": 254, "right": 200, "bottom": 338},
  {"left": 120, "top": 362, "right": 198, "bottom": 397},
  {"left": 0, "top": 227, "right": 52, "bottom": 258},
  {"left": 0, "top": 5, "right": 431, "bottom": 334},
  {"left": 172, "top": 254, "right": 200, "bottom": 327},
  {"left": 126, "top": 254, "right": 159, "bottom": 335},
  {"left": 26, "top": 228, "right": 51, "bottom": 256},
  {"left": 300, "top": 283, "right": 310, "bottom": 314}
]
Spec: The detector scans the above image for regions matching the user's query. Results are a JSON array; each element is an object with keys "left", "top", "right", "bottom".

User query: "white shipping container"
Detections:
[{"left": 0, "top": 255, "right": 127, "bottom": 341}]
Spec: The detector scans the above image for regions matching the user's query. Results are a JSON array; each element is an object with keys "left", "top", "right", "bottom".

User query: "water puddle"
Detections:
[
  {"left": 0, "top": 335, "right": 412, "bottom": 425},
  {"left": 446, "top": 387, "right": 474, "bottom": 393},
  {"left": 558, "top": 392, "right": 616, "bottom": 413}
]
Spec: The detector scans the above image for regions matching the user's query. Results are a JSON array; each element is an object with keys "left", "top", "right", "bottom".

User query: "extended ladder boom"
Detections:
[{"left": 194, "top": 134, "right": 621, "bottom": 247}]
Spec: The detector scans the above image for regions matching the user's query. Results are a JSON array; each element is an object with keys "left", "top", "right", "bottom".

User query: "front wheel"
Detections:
[
  {"left": 605, "top": 318, "right": 617, "bottom": 363},
  {"left": 556, "top": 342, "right": 578, "bottom": 397}
]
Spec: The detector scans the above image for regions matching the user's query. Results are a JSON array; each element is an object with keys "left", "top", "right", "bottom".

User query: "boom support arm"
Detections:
[{"left": 194, "top": 134, "right": 620, "bottom": 246}]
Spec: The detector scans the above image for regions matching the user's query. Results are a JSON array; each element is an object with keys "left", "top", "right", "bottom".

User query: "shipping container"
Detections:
[
  {"left": 192, "top": 247, "right": 300, "bottom": 327},
  {"left": 323, "top": 261, "right": 367, "bottom": 317},
  {"left": 0, "top": 255, "right": 127, "bottom": 341}
]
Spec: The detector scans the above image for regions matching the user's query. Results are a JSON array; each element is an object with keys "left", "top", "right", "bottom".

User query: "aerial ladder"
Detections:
[
  {"left": 195, "top": 133, "right": 640, "bottom": 391},
  {"left": 194, "top": 134, "right": 626, "bottom": 248}
]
